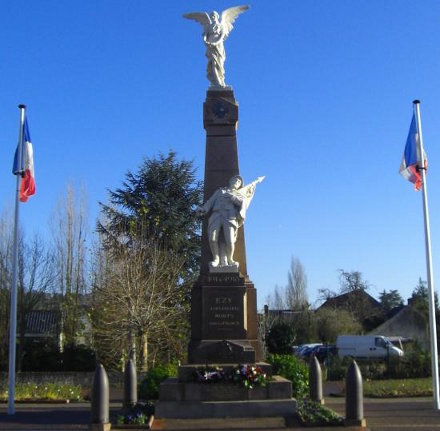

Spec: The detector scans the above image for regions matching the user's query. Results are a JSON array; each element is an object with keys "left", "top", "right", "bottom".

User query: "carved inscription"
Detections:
[
  {"left": 206, "top": 274, "right": 242, "bottom": 285},
  {"left": 209, "top": 296, "right": 240, "bottom": 327},
  {"left": 202, "top": 286, "right": 247, "bottom": 339}
]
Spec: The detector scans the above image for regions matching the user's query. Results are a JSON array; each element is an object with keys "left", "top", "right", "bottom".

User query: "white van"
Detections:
[{"left": 336, "top": 335, "right": 404, "bottom": 359}]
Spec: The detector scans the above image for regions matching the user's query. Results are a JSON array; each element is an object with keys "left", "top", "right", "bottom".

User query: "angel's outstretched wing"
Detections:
[
  {"left": 183, "top": 11, "right": 211, "bottom": 29},
  {"left": 220, "top": 5, "right": 249, "bottom": 36}
]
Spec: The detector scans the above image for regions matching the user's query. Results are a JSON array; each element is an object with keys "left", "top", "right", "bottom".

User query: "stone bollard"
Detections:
[
  {"left": 90, "top": 363, "right": 111, "bottom": 431},
  {"left": 309, "top": 355, "right": 324, "bottom": 404},
  {"left": 123, "top": 359, "right": 137, "bottom": 408},
  {"left": 345, "top": 360, "right": 367, "bottom": 427}
]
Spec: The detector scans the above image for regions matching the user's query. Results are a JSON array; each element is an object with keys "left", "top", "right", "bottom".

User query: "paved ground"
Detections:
[
  {"left": 327, "top": 397, "right": 440, "bottom": 431},
  {"left": 0, "top": 402, "right": 90, "bottom": 430},
  {"left": 0, "top": 397, "right": 440, "bottom": 430}
]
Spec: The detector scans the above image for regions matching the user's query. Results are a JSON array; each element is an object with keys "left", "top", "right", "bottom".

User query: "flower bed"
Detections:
[
  {"left": 115, "top": 402, "right": 154, "bottom": 428},
  {"left": 296, "top": 399, "right": 343, "bottom": 427}
]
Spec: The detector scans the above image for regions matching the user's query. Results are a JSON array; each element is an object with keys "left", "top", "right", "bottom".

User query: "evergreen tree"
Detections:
[
  {"left": 379, "top": 289, "right": 404, "bottom": 313},
  {"left": 94, "top": 151, "right": 203, "bottom": 368},
  {"left": 411, "top": 278, "right": 439, "bottom": 312},
  {"left": 98, "top": 151, "right": 203, "bottom": 281}
]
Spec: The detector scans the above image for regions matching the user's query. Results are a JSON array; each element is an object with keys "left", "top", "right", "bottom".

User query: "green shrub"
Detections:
[
  {"left": 138, "top": 363, "right": 177, "bottom": 400},
  {"left": 326, "top": 348, "right": 432, "bottom": 381},
  {"left": 297, "top": 399, "right": 343, "bottom": 426},
  {"left": 387, "top": 348, "right": 431, "bottom": 379},
  {"left": 266, "top": 323, "right": 295, "bottom": 354},
  {"left": 61, "top": 344, "right": 96, "bottom": 371},
  {"left": 325, "top": 355, "right": 347, "bottom": 381},
  {"left": 267, "top": 354, "right": 308, "bottom": 398},
  {"left": 21, "top": 340, "right": 63, "bottom": 371},
  {"left": 21, "top": 340, "right": 96, "bottom": 371},
  {"left": 358, "top": 360, "right": 387, "bottom": 380},
  {"left": 325, "top": 355, "right": 382, "bottom": 381}
]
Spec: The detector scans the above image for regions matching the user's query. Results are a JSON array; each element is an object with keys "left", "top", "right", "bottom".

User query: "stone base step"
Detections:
[
  {"left": 154, "top": 399, "right": 297, "bottom": 419},
  {"left": 151, "top": 416, "right": 287, "bottom": 430},
  {"left": 159, "top": 375, "right": 292, "bottom": 402}
]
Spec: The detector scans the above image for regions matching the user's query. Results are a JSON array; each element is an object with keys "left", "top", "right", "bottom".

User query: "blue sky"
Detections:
[{"left": 1, "top": 1, "right": 439, "bottom": 309}]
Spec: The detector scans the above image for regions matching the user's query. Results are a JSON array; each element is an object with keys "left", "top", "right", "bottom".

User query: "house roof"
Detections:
[
  {"left": 317, "top": 289, "right": 382, "bottom": 311},
  {"left": 371, "top": 305, "right": 428, "bottom": 347},
  {"left": 25, "top": 310, "right": 61, "bottom": 336}
]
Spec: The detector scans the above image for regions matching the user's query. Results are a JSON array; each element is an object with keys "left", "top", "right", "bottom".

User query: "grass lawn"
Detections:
[
  {"left": 363, "top": 378, "right": 432, "bottom": 397},
  {"left": 0, "top": 382, "right": 82, "bottom": 402}
]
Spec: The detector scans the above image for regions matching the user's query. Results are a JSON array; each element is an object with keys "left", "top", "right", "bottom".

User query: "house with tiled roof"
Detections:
[
  {"left": 316, "top": 289, "right": 386, "bottom": 331},
  {"left": 24, "top": 310, "right": 63, "bottom": 350}
]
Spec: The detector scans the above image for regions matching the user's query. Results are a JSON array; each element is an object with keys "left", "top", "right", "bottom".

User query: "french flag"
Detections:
[
  {"left": 12, "top": 117, "right": 36, "bottom": 202},
  {"left": 399, "top": 113, "right": 426, "bottom": 191}
]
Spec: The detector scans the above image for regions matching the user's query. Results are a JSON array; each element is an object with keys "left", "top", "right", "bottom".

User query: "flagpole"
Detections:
[
  {"left": 413, "top": 99, "right": 440, "bottom": 410},
  {"left": 8, "top": 104, "right": 26, "bottom": 415}
]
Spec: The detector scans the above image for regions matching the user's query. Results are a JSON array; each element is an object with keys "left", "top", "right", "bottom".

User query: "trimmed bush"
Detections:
[
  {"left": 387, "top": 349, "right": 431, "bottom": 379},
  {"left": 21, "top": 340, "right": 62, "bottom": 371},
  {"left": 266, "top": 323, "right": 295, "bottom": 354},
  {"left": 325, "top": 347, "right": 432, "bottom": 381},
  {"left": 138, "top": 363, "right": 177, "bottom": 400},
  {"left": 61, "top": 344, "right": 96, "bottom": 371},
  {"left": 325, "top": 354, "right": 347, "bottom": 381},
  {"left": 21, "top": 341, "right": 96, "bottom": 371},
  {"left": 268, "top": 354, "right": 308, "bottom": 398}
]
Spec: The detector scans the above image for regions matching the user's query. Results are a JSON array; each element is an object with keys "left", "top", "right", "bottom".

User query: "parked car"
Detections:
[
  {"left": 336, "top": 335, "right": 404, "bottom": 359},
  {"left": 313, "top": 344, "right": 337, "bottom": 363},
  {"left": 295, "top": 343, "right": 322, "bottom": 359}
]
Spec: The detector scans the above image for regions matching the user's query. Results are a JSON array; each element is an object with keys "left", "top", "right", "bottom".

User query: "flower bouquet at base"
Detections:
[
  {"left": 194, "top": 366, "right": 226, "bottom": 383},
  {"left": 230, "top": 364, "right": 267, "bottom": 389}
]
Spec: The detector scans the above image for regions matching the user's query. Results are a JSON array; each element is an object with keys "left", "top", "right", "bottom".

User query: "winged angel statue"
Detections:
[{"left": 183, "top": 5, "right": 249, "bottom": 88}]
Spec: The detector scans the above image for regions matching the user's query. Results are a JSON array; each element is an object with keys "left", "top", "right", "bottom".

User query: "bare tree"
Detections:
[
  {"left": 51, "top": 183, "right": 89, "bottom": 346},
  {"left": 265, "top": 284, "right": 286, "bottom": 310},
  {"left": 285, "top": 257, "right": 308, "bottom": 310},
  {"left": 317, "top": 288, "right": 337, "bottom": 303},
  {"left": 315, "top": 308, "right": 362, "bottom": 343},
  {"left": 90, "top": 237, "right": 188, "bottom": 371},
  {"left": 338, "top": 269, "right": 369, "bottom": 292},
  {"left": 17, "top": 235, "right": 56, "bottom": 369},
  {"left": 0, "top": 207, "right": 55, "bottom": 369},
  {"left": 263, "top": 284, "right": 291, "bottom": 355}
]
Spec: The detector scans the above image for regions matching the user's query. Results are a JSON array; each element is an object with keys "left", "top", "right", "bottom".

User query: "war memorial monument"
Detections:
[{"left": 154, "top": 6, "right": 296, "bottom": 421}]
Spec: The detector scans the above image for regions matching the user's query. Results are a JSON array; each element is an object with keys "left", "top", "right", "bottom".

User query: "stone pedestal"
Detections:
[{"left": 188, "top": 272, "right": 262, "bottom": 363}]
